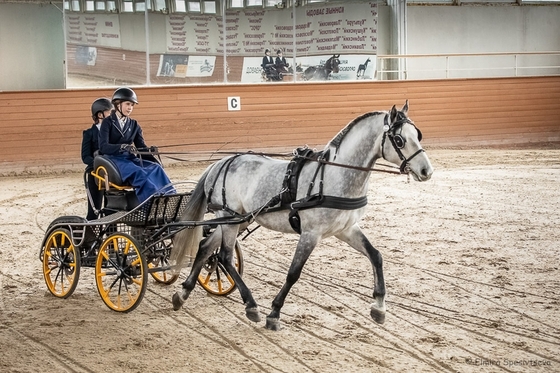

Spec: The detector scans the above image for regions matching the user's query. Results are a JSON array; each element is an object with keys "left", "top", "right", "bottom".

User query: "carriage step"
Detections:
[{"left": 71, "top": 227, "right": 86, "bottom": 243}]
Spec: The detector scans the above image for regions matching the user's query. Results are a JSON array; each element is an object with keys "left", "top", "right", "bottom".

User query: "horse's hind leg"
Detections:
[
  {"left": 172, "top": 227, "right": 222, "bottom": 311},
  {"left": 336, "top": 225, "right": 386, "bottom": 324},
  {"left": 266, "top": 233, "right": 319, "bottom": 331},
  {"left": 217, "top": 229, "right": 261, "bottom": 323}
]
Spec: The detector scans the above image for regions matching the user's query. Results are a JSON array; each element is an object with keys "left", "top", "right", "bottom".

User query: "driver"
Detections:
[{"left": 98, "top": 87, "right": 175, "bottom": 203}]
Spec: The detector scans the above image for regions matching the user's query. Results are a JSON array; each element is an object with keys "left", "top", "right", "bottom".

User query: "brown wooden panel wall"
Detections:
[{"left": 1, "top": 76, "right": 559, "bottom": 175}]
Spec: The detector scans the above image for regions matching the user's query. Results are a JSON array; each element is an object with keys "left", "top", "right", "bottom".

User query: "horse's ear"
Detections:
[
  {"left": 390, "top": 105, "right": 398, "bottom": 122},
  {"left": 401, "top": 100, "right": 409, "bottom": 115}
]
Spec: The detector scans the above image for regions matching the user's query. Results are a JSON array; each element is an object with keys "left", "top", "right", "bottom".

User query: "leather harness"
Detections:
[
  {"left": 275, "top": 147, "right": 368, "bottom": 234},
  {"left": 206, "top": 147, "right": 368, "bottom": 235},
  {"left": 204, "top": 112, "right": 423, "bottom": 234}
]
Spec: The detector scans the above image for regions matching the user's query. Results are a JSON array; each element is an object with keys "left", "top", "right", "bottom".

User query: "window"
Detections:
[
  {"left": 174, "top": 0, "right": 187, "bottom": 11},
  {"left": 187, "top": 1, "right": 201, "bottom": 11},
  {"left": 135, "top": 0, "right": 152, "bottom": 11},
  {"left": 85, "top": 0, "right": 95, "bottom": 11},
  {"left": 204, "top": 1, "right": 217, "bottom": 13},
  {"left": 96, "top": 1, "right": 106, "bottom": 10},
  {"left": 122, "top": 0, "right": 134, "bottom": 12},
  {"left": 153, "top": 0, "right": 167, "bottom": 10},
  {"left": 71, "top": 0, "right": 81, "bottom": 11}
]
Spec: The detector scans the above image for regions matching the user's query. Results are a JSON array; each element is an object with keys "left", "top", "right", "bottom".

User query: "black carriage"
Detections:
[{"left": 39, "top": 155, "right": 243, "bottom": 312}]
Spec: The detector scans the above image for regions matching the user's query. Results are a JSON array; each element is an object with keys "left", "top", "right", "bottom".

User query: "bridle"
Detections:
[{"left": 381, "top": 113, "right": 425, "bottom": 174}]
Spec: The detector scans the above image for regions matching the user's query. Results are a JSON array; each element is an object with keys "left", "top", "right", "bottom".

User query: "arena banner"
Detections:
[
  {"left": 262, "top": 2, "right": 378, "bottom": 57},
  {"left": 186, "top": 56, "right": 216, "bottom": 77},
  {"left": 165, "top": 1, "right": 377, "bottom": 56},
  {"left": 65, "top": 14, "right": 121, "bottom": 48},
  {"left": 157, "top": 55, "right": 216, "bottom": 77},
  {"left": 241, "top": 54, "right": 376, "bottom": 83},
  {"left": 157, "top": 55, "right": 189, "bottom": 77}
]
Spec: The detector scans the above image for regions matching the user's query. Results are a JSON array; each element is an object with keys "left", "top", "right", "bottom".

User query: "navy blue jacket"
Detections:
[
  {"left": 81, "top": 123, "right": 100, "bottom": 171},
  {"left": 99, "top": 112, "right": 147, "bottom": 156}
]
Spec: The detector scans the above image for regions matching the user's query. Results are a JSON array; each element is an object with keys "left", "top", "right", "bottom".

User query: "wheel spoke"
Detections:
[
  {"left": 96, "top": 233, "right": 147, "bottom": 312},
  {"left": 42, "top": 228, "right": 80, "bottom": 299}
]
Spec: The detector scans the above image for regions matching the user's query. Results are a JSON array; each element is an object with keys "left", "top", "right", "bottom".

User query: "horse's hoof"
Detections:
[
  {"left": 370, "top": 307, "right": 386, "bottom": 324},
  {"left": 172, "top": 292, "right": 184, "bottom": 311},
  {"left": 246, "top": 307, "right": 261, "bottom": 323},
  {"left": 265, "top": 317, "right": 281, "bottom": 331}
]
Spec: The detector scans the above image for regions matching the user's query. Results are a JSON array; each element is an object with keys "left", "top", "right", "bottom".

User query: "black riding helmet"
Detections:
[
  {"left": 91, "top": 97, "right": 112, "bottom": 121},
  {"left": 112, "top": 87, "right": 138, "bottom": 119},
  {"left": 112, "top": 87, "right": 138, "bottom": 104}
]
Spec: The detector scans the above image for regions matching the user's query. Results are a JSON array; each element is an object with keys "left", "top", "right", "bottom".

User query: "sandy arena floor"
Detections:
[{"left": 0, "top": 147, "right": 559, "bottom": 373}]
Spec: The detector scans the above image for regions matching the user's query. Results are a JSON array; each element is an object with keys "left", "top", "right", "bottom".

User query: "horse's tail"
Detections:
[{"left": 170, "top": 165, "right": 212, "bottom": 271}]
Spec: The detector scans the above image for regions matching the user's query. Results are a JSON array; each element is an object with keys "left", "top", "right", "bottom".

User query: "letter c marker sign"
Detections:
[{"left": 228, "top": 97, "right": 241, "bottom": 111}]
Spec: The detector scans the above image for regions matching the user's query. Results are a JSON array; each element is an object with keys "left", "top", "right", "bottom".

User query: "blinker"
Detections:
[{"left": 393, "top": 135, "right": 405, "bottom": 149}]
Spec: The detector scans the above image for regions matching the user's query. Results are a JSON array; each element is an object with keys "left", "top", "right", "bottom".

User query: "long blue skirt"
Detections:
[{"left": 108, "top": 154, "right": 175, "bottom": 202}]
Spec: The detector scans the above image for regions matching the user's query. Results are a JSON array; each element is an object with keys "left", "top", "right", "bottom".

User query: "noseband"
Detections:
[{"left": 381, "top": 114, "right": 425, "bottom": 173}]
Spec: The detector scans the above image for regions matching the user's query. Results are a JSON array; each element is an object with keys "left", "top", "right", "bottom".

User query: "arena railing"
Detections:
[{"left": 376, "top": 51, "right": 560, "bottom": 80}]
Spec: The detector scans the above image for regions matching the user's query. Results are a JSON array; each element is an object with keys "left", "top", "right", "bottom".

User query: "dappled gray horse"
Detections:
[{"left": 172, "top": 101, "right": 433, "bottom": 330}]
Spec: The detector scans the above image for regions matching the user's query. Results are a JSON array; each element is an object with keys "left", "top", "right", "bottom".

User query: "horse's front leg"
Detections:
[
  {"left": 266, "top": 232, "right": 318, "bottom": 331},
  {"left": 336, "top": 225, "right": 386, "bottom": 324},
  {"left": 172, "top": 227, "right": 222, "bottom": 311}
]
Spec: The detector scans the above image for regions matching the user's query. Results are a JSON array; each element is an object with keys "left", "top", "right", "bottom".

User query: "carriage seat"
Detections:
[
  {"left": 92, "top": 155, "right": 131, "bottom": 190},
  {"left": 92, "top": 155, "right": 139, "bottom": 212}
]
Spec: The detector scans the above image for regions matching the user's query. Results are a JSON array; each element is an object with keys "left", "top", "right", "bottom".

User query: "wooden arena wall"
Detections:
[{"left": 1, "top": 76, "right": 559, "bottom": 175}]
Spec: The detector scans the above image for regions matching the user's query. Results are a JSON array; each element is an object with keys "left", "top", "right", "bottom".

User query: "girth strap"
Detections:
[
  {"left": 291, "top": 194, "right": 368, "bottom": 211},
  {"left": 288, "top": 194, "right": 368, "bottom": 234}
]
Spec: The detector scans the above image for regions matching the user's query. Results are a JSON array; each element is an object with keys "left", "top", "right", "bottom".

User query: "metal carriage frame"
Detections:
[{"left": 39, "top": 166, "right": 244, "bottom": 313}]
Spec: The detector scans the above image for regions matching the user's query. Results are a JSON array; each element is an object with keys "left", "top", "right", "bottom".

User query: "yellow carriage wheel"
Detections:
[
  {"left": 148, "top": 239, "right": 179, "bottom": 285},
  {"left": 95, "top": 233, "right": 147, "bottom": 313},
  {"left": 42, "top": 228, "right": 81, "bottom": 299},
  {"left": 197, "top": 241, "right": 243, "bottom": 296}
]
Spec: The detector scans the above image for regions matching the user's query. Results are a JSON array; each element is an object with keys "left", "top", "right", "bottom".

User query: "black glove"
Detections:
[
  {"left": 149, "top": 145, "right": 158, "bottom": 153},
  {"left": 120, "top": 143, "right": 137, "bottom": 154}
]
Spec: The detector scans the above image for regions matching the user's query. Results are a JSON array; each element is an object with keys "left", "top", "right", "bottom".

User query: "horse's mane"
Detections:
[{"left": 329, "top": 111, "right": 384, "bottom": 149}]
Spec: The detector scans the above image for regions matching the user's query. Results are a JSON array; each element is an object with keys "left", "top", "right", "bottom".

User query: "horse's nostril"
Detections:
[{"left": 421, "top": 168, "right": 432, "bottom": 179}]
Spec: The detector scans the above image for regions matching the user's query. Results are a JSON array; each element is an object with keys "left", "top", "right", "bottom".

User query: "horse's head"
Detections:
[
  {"left": 382, "top": 100, "right": 433, "bottom": 181},
  {"left": 327, "top": 54, "right": 340, "bottom": 74}
]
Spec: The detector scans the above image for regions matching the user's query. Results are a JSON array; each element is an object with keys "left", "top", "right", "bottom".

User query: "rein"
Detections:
[{"left": 134, "top": 149, "right": 403, "bottom": 175}]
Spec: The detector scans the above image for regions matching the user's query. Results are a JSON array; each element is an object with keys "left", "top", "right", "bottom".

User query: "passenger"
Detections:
[
  {"left": 82, "top": 97, "right": 112, "bottom": 220},
  {"left": 98, "top": 87, "right": 174, "bottom": 203},
  {"left": 261, "top": 48, "right": 280, "bottom": 81},
  {"left": 275, "top": 49, "right": 289, "bottom": 74}
]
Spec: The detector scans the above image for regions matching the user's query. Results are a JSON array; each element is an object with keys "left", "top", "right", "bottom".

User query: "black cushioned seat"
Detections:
[
  {"left": 93, "top": 155, "right": 130, "bottom": 188},
  {"left": 92, "top": 156, "right": 138, "bottom": 211}
]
